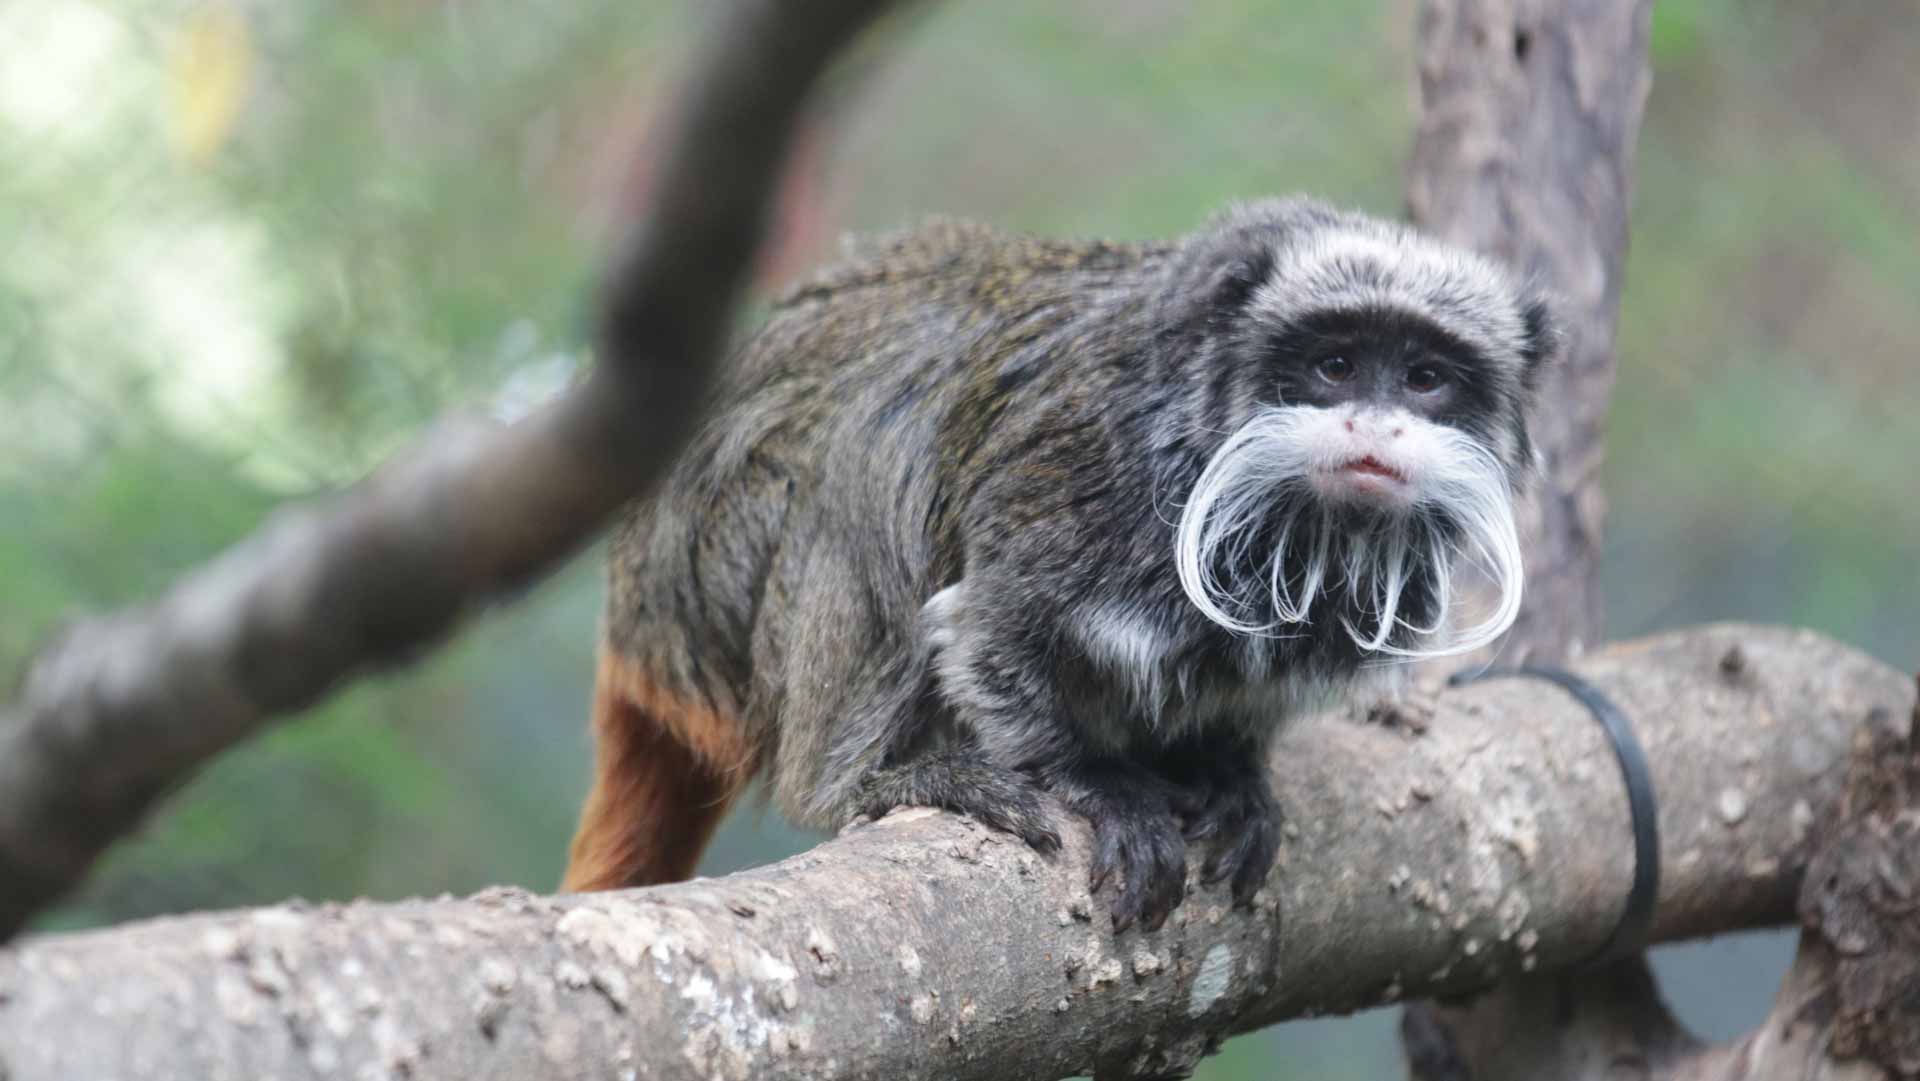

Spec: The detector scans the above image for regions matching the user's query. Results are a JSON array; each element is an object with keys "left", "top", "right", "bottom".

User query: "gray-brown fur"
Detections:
[{"left": 600, "top": 197, "right": 1554, "bottom": 930}]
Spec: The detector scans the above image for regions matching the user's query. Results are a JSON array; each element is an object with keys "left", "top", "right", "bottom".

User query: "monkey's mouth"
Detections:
[{"left": 1339, "top": 456, "right": 1407, "bottom": 484}]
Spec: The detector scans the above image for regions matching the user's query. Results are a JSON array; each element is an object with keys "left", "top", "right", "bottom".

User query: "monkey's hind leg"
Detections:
[
  {"left": 561, "top": 649, "right": 755, "bottom": 892},
  {"left": 852, "top": 745, "right": 1062, "bottom": 853}
]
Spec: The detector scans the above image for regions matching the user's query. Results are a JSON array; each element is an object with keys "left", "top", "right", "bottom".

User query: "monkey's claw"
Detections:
[
  {"left": 1068, "top": 770, "right": 1189, "bottom": 933},
  {"left": 1181, "top": 765, "right": 1280, "bottom": 906}
]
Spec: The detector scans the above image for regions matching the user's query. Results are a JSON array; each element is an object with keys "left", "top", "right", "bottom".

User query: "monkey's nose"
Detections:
[{"left": 1348, "top": 409, "right": 1412, "bottom": 442}]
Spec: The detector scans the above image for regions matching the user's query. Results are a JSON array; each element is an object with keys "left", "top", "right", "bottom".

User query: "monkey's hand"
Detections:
[
  {"left": 1058, "top": 761, "right": 1198, "bottom": 933},
  {"left": 852, "top": 749, "right": 1062, "bottom": 853},
  {"left": 1177, "top": 758, "right": 1281, "bottom": 907}
]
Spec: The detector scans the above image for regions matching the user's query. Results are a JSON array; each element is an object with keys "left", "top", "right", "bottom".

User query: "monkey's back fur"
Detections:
[{"left": 601, "top": 222, "right": 1166, "bottom": 826}]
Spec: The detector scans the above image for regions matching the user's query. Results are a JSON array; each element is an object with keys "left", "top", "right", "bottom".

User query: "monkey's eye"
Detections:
[
  {"left": 1315, "top": 356, "right": 1354, "bottom": 384},
  {"left": 1406, "top": 364, "right": 1447, "bottom": 393}
]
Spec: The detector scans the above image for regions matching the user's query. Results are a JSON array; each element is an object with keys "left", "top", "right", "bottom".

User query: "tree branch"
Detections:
[
  {"left": 1405, "top": 680, "right": 1920, "bottom": 1081},
  {"left": 0, "top": 624, "right": 1908, "bottom": 1081},
  {"left": 0, "top": 0, "right": 907, "bottom": 943}
]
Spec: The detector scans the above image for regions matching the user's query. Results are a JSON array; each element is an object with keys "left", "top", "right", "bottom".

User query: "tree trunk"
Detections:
[{"left": 1407, "top": 0, "right": 1653, "bottom": 666}]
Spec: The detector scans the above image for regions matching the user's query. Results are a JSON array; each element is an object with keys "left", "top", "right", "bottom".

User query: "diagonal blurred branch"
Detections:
[{"left": 0, "top": 0, "right": 912, "bottom": 944}]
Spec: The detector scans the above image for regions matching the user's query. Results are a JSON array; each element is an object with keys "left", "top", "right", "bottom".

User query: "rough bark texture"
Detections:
[
  {"left": 0, "top": 0, "right": 904, "bottom": 943},
  {"left": 0, "top": 625, "right": 1907, "bottom": 1081},
  {"left": 1406, "top": 690, "right": 1920, "bottom": 1081},
  {"left": 1407, "top": 0, "right": 1653, "bottom": 666},
  {"left": 1795, "top": 695, "right": 1920, "bottom": 1078}
]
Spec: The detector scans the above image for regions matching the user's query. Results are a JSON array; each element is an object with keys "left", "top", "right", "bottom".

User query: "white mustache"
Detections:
[{"left": 1173, "top": 405, "right": 1524, "bottom": 659}]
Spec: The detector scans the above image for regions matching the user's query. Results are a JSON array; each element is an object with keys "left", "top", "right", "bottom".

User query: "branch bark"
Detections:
[
  {"left": 1405, "top": 684, "right": 1920, "bottom": 1081},
  {"left": 0, "top": 0, "right": 905, "bottom": 943},
  {"left": 0, "top": 624, "right": 1908, "bottom": 1081}
]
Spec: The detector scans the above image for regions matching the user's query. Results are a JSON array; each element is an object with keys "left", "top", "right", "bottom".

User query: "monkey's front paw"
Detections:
[
  {"left": 1180, "top": 766, "right": 1280, "bottom": 906},
  {"left": 1067, "top": 773, "right": 1188, "bottom": 933}
]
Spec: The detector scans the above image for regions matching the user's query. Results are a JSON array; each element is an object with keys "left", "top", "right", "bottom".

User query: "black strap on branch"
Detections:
[{"left": 1448, "top": 664, "right": 1661, "bottom": 967}]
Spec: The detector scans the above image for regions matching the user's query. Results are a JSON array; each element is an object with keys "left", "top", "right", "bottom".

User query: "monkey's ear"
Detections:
[
  {"left": 1157, "top": 242, "right": 1275, "bottom": 329},
  {"left": 1162, "top": 197, "right": 1336, "bottom": 327},
  {"left": 1208, "top": 247, "right": 1277, "bottom": 314},
  {"left": 1516, "top": 293, "right": 1560, "bottom": 390}
]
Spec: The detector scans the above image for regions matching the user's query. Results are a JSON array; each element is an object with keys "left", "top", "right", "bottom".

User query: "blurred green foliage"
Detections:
[{"left": 2, "top": 0, "right": 1914, "bottom": 1076}]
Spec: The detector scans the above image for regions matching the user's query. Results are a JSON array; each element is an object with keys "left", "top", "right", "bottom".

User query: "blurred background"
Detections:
[{"left": 3, "top": 0, "right": 1914, "bottom": 1076}]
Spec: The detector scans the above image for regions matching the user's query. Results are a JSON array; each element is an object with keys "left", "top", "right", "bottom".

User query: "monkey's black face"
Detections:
[
  {"left": 1243, "top": 308, "right": 1523, "bottom": 511},
  {"left": 1263, "top": 308, "right": 1493, "bottom": 432}
]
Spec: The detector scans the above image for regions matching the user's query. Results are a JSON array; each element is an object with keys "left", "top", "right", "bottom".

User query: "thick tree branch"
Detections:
[
  {"left": 0, "top": 0, "right": 906, "bottom": 942},
  {"left": 1406, "top": 683, "right": 1920, "bottom": 1081},
  {"left": 0, "top": 624, "right": 1908, "bottom": 1081}
]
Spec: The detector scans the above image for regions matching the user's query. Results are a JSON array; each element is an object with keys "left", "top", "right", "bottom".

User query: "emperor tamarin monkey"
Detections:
[{"left": 562, "top": 197, "right": 1556, "bottom": 931}]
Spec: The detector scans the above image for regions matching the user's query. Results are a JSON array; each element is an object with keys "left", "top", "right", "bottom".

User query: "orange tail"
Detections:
[{"left": 561, "top": 648, "right": 754, "bottom": 892}]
